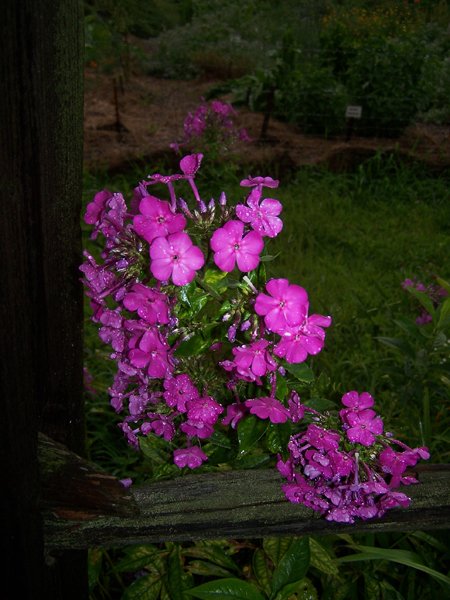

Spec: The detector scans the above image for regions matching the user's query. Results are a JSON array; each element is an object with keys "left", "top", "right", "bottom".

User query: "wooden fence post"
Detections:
[{"left": 1, "top": 1, "right": 85, "bottom": 598}]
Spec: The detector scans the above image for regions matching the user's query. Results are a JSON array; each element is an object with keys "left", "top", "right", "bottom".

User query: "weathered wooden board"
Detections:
[{"left": 44, "top": 462, "right": 450, "bottom": 550}]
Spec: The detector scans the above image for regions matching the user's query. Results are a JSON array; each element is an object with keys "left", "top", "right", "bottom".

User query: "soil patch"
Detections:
[{"left": 84, "top": 69, "right": 450, "bottom": 176}]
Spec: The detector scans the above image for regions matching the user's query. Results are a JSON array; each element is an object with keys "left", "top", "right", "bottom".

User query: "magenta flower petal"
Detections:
[
  {"left": 173, "top": 447, "right": 208, "bottom": 469},
  {"left": 245, "top": 397, "right": 290, "bottom": 423},
  {"left": 180, "top": 153, "right": 203, "bottom": 176},
  {"left": 133, "top": 196, "right": 186, "bottom": 243},
  {"left": 210, "top": 220, "right": 263, "bottom": 273},
  {"left": 150, "top": 232, "right": 204, "bottom": 286},
  {"left": 255, "top": 278, "right": 309, "bottom": 334}
]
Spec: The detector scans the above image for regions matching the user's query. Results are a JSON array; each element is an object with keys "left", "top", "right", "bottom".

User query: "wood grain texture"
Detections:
[
  {"left": 1, "top": 1, "right": 84, "bottom": 597},
  {"left": 44, "top": 464, "right": 450, "bottom": 550}
]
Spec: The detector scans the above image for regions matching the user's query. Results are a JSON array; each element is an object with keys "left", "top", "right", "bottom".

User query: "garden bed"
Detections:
[{"left": 84, "top": 69, "right": 450, "bottom": 175}]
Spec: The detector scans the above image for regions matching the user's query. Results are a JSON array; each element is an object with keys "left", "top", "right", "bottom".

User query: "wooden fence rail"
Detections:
[{"left": 40, "top": 434, "right": 450, "bottom": 551}]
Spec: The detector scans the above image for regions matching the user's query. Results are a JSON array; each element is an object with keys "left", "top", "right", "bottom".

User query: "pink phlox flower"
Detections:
[
  {"left": 240, "top": 176, "right": 279, "bottom": 189},
  {"left": 84, "top": 189, "right": 112, "bottom": 225},
  {"left": 273, "top": 313, "right": 332, "bottom": 363},
  {"left": 150, "top": 232, "right": 205, "bottom": 286},
  {"left": 180, "top": 420, "right": 214, "bottom": 439},
  {"left": 210, "top": 220, "right": 263, "bottom": 273},
  {"left": 119, "top": 478, "right": 133, "bottom": 488},
  {"left": 378, "top": 491, "right": 411, "bottom": 516},
  {"left": 133, "top": 195, "right": 186, "bottom": 244},
  {"left": 123, "top": 283, "right": 170, "bottom": 325},
  {"left": 239, "top": 128, "right": 252, "bottom": 142},
  {"left": 149, "top": 417, "right": 175, "bottom": 441},
  {"left": 416, "top": 311, "right": 433, "bottom": 325},
  {"left": 305, "top": 424, "right": 340, "bottom": 452},
  {"left": 232, "top": 340, "right": 277, "bottom": 378},
  {"left": 130, "top": 181, "right": 151, "bottom": 215},
  {"left": 276, "top": 456, "right": 295, "bottom": 481},
  {"left": 80, "top": 252, "right": 118, "bottom": 300},
  {"left": 163, "top": 374, "right": 199, "bottom": 412},
  {"left": 254, "top": 278, "right": 309, "bottom": 334},
  {"left": 128, "top": 392, "right": 150, "bottom": 417},
  {"left": 222, "top": 402, "right": 247, "bottom": 428},
  {"left": 128, "top": 327, "right": 172, "bottom": 378},
  {"left": 328, "top": 449, "right": 354, "bottom": 478},
  {"left": 220, "top": 359, "right": 262, "bottom": 385},
  {"left": 211, "top": 100, "right": 235, "bottom": 117},
  {"left": 186, "top": 395, "right": 223, "bottom": 425},
  {"left": 379, "top": 447, "right": 419, "bottom": 487},
  {"left": 118, "top": 421, "right": 139, "bottom": 449},
  {"left": 325, "top": 506, "right": 355, "bottom": 523},
  {"left": 173, "top": 446, "right": 208, "bottom": 469},
  {"left": 345, "top": 409, "right": 384, "bottom": 447},
  {"left": 84, "top": 190, "right": 127, "bottom": 240},
  {"left": 179, "top": 153, "right": 203, "bottom": 177},
  {"left": 414, "top": 446, "right": 431, "bottom": 460},
  {"left": 340, "top": 390, "right": 374, "bottom": 421},
  {"left": 282, "top": 478, "right": 330, "bottom": 513},
  {"left": 147, "top": 172, "right": 184, "bottom": 185},
  {"left": 288, "top": 391, "right": 306, "bottom": 423},
  {"left": 98, "top": 309, "right": 125, "bottom": 353},
  {"left": 236, "top": 187, "right": 283, "bottom": 238},
  {"left": 245, "top": 396, "right": 290, "bottom": 424},
  {"left": 304, "top": 450, "right": 333, "bottom": 480}
]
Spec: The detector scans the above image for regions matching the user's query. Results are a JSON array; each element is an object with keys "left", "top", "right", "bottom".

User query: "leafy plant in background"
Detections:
[{"left": 378, "top": 275, "right": 450, "bottom": 458}]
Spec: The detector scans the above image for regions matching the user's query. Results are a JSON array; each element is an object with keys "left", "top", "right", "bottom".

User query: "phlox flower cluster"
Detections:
[
  {"left": 171, "top": 99, "right": 250, "bottom": 155},
  {"left": 277, "top": 391, "right": 429, "bottom": 523},
  {"left": 81, "top": 153, "right": 429, "bottom": 523}
]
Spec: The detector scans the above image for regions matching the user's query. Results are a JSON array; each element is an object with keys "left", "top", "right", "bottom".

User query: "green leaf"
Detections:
[
  {"left": 437, "top": 297, "right": 450, "bottom": 330},
  {"left": 260, "top": 254, "right": 280, "bottom": 262},
  {"left": 275, "top": 577, "right": 318, "bottom": 600},
  {"left": 275, "top": 373, "right": 289, "bottom": 401},
  {"left": 122, "top": 575, "right": 162, "bottom": 600},
  {"left": 139, "top": 436, "right": 170, "bottom": 464},
  {"left": 252, "top": 549, "right": 272, "bottom": 597},
  {"left": 283, "top": 362, "right": 314, "bottom": 383},
  {"left": 87, "top": 548, "right": 103, "bottom": 591},
  {"left": 266, "top": 421, "right": 292, "bottom": 454},
  {"left": 377, "top": 336, "right": 414, "bottom": 356},
  {"left": 337, "top": 546, "right": 450, "bottom": 587},
  {"left": 186, "top": 560, "right": 235, "bottom": 578},
  {"left": 204, "top": 268, "right": 229, "bottom": 287},
  {"left": 309, "top": 538, "right": 339, "bottom": 577},
  {"left": 185, "top": 578, "right": 265, "bottom": 599},
  {"left": 166, "top": 546, "right": 186, "bottom": 600},
  {"left": 270, "top": 537, "right": 310, "bottom": 597},
  {"left": 208, "top": 430, "right": 233, "bottom": 449},
  {"left": 405, "top": 287, "right": 436, "bottom": 321},
  {"left": 305, "top": 397, "right": 337, "bottom": 412},
  {"left": 263, "top": 538, "right": 293, "bottom": 567},
  {"left": 175, "top": 334, "right": 210, "bottom": 357},
  {"left": 114, "top": 545, "right": 164, "bottom": 574},
  {"left": 237, "top": 415, "right": 267, "bottom": 456},
  {"left": 233, "top": 453, "right": 271, "bottom": 469},
  {"left": 183, "top": 543, "right": 239, "bottom": 573},
  {"left": 436, "top": 276, "right": 450, "bottom": 295}
]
